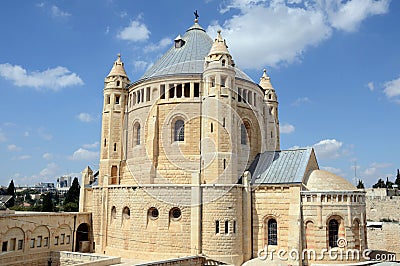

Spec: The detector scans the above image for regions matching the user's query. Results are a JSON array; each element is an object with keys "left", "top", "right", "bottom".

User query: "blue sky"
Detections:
[{"left": 0, "top": 0, "right": 399, "bottom": 187}]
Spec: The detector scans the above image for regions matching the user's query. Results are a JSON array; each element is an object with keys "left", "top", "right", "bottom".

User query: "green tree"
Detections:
[
  {"left": 372, "top": 178, "right": 386, "bottom": 188},
  {"left": 6, "top": 179, "right": 16, "bottom": 207},
  {"left": 386, "top": 177, "right": 394, "bottom": 189},
  {"left": 395, "top": 169, "right": 400, "bottom": 188},
  {"left": 41, "top": 193, "right": 54, "bottom": 212},
  {"left": 63, "top": 177, "right": 80, "bottom": 212},
  {"left": 356, "top": 179, "right": 365, "bottom": 189}
]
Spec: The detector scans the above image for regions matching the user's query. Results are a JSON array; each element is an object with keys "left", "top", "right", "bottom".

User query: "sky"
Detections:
[{"left": 0, "top": 0, "right": 399, "bottom": 188}]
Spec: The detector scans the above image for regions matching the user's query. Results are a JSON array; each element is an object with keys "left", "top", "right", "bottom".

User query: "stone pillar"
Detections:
[
  {"left": 243, "top": 171, "right": 252, "bottom": 261},
  {"left": 191, "top": 172, "right": 202, "bottom": 254}
]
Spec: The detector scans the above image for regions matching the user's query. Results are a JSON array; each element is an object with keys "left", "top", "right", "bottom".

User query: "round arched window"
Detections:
[
  {"left": 170, "top": 207, "right": 182, "bottom": 221},
  {"left": 148, "top": 207, "right": 159, "bottom": 220},
  {"left": 111, "top": 206, "right": 117, "bottom": 219},
  {"left": 122, "top": 206, "right": 130, "bottom": 219}
]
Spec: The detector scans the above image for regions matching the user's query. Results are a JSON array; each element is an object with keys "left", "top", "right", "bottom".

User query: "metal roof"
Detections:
[
  {"left": 139, "top": 22, "right": 254, "bottom": 83},
  {"left": 249, "top": 148, "right": 313, "bottom": 185}
]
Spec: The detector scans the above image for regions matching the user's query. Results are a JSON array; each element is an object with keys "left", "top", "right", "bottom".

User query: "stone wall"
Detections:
[
  {"left": 367, "top": 222, "right": 400, "bottom": 257},
  {"left": 366, "top": 195, "right": 400, "bottom": 222}
]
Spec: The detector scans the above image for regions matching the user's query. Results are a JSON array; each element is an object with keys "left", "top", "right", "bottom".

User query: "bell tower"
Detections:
[
  {"left": 99, "top": 54, "right": 130, "bottom": 186},
  {"left": 201, "top": 30, "right": 238, "bottom": 184},
  {"left": 259, "top": 69, "right": 280, "bottom": 151}
]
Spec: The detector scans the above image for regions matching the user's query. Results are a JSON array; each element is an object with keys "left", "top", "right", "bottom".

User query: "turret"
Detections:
[
  {"left": 260, "top": 69, "right": 280, "bottom": 150},
  {"left": 202, "top": 30, "right": 238, "bottom": 184},
  {"left": 99, "top": 54, "right": 130, "bottom": 186}
]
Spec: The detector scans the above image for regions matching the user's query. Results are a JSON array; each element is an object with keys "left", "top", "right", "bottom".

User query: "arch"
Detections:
[
  {"left": 75, "top": 223, "right": 90, "bottom": 252},
  {"left": 122, "top": 206, "right": 130, "bottom": 219},
  {"left": 111, "top": 206, "right": 117, "bottom": 220},
  {"left": 266, "top": 218, "right": 278, "bottom": 245},
  {"left": 174, "top": 119, "right": 185, "bottom": 141},
  {"left": 328, "top": 219, "right": 339, "bottom": 248},
  {"left": 305, "top": 221, "right": 314, "bottom": 249},
  {"left": 353, "top": 218, "right": 361, "bottom": 250},
  {"left": 133, "top": 121, "right": 141, "bottom": 146},
  {"left": 32, "top": 225, "right": 50, "bottom": 249},
  {"left": 3, "top": 227, "right": 25, "bottom": 252}
]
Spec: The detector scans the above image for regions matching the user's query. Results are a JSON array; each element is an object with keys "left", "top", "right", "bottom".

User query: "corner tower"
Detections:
[
  {"left": 99, "top": 54, "right": 130, "bottom": 186},
  {"left": 201, "top": 30, "right": 238, "bottom": 184},
  {"left": 260, "top": 69, "right": 280, "bottom": 150}
]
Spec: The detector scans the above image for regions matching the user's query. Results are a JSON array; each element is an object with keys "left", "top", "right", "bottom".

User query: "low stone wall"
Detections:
[{"left": 136, "top": 256, "right": 206, "bottom": 266}]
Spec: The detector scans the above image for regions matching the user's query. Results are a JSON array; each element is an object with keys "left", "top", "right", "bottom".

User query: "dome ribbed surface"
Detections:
[{"left": 140, "top": 22, "right": 253, "bottom": 82}]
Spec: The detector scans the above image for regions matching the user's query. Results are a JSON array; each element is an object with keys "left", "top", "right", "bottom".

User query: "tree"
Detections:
[
  {"left": 395, "top": 169, "right": 400, "bottom": 188},
  {"left": 6, "top": 179, "right": 16, "bottom": 208},
  {"left": 356, "top": 180, "right": 365, "bottom": 189},
  {"left": 372, "top": 178, "right": 386, "bottom": 188},
  {"left": 42, "top": 193, "right": 54, "bottom": 212},
  {"left": 63, "top": 177, "right": 80, "bottom": 212},
  {"left": 386, "top": 177, "right": 394, "bottom": 189}
]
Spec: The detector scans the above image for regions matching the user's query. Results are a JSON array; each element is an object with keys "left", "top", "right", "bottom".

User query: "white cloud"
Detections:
[
  {"left": 0, "top": 63, "right": 83, "bottom": 91},
  {"left": 7, "top": 144, "right": 22, "bottom": 152},
  {"left": 383, "top": 76, "right": 400, "bottom": 101},
  {"left": 42, "top": 153, "right": 53, "bottom": 160},
  {"left": 77, "top": 112, "right": 94, "bottom": 122},
  {"left": 313, "top": 139, "right": 343, "bottom": 159},
  {"left": 324, "top": 0, "right": 390, "bottom": 32},
  {"left": 0, "top": 129, "right": 6, "bottom": 142},
  {"left": 38, "top": 127, "right": 53, "bottom": 141},
  {"left": 144, "top": 38, "right": 172, "bottom": 53},
  {"left": 39, "top": 162, "right": 59, "bottom": 177},
  {"left": 367, "top": 81, "right": 374, "bottom": 91},
  {"left": 208, "top": 0, "right": 390, "bottom": 68},
  {"left": 362, "top": 162, "right": 392, "bottom": 178},
  {"left": 82, "top": 141, "right": 99, "bottom": 149},
  {"left": 70, "top": 148, "right": 99, "bottom": 161},
  {"left": 13, "top": 155, "right": 31, "bottom": 160},
  {"left": 133, "top": 60, "right": 151, "bottom": 72},
  {"left": 280, "top": 123, "right": 295, "bottom": 134},
  {"left": 50, "top": 5, "right": 71, "bottom": 18},
  {"left": 291, "top": 97, "right": 311, "bottom": 106},
  {"left": 117, "top": 20, "right": 150, "bottom": 42},
  {"left": 321, "top": 166, "right": 344, "bottom": 176},
  {"left": 24, "top": 131, "right": 30, "bottom": 137}
]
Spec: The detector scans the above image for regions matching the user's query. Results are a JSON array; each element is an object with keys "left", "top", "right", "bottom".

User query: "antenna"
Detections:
[{"left": 353, "top": 161, "right": 357, "bottom": 185}]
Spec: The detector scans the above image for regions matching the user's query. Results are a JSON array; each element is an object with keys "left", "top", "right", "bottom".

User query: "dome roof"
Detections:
[
  {"left": 306, "top": 170, "right": 356, "bottom": 191},
  {"left": 139, "top": 21, "right": 253, "bottom": 83}
]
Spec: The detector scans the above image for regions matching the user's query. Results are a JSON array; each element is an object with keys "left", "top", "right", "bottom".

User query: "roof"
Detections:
[
  {"left": 108, "top": 54, "right": 128, "bottom": 78},
  {"left": 249, "top": 148, "right": 313, "bottom": 185},
  {"left": 139, "top": 22, "right": 254, "bottom": 83},
  {"left": 0, "top": 195, "right": 12, "bottom": 203},
  {"left": 306, "top": 169, "right": 356, "bottom": 191}
]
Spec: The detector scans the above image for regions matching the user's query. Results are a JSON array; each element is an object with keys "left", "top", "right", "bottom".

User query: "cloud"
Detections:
[
  {"left": 0, "top": 128, "right": 6, "bottom": 142},
  {"left": 39, "top": 162, "right": 59, "bottom": 177},
  {"left": 0, "top": 63, "right": 83, "bottom": 91},
  {"left": 70, "top": 148, "right": 99, "bottom": 161},
  {"left": 313, "top": 139, "right": 343, "bottom": 159},
  {"left": 383, "top": 76, "right": 400, "bottom": 102},
  {"left": 7, "top": 144, "right": 22, "bottom": 152},
  {"left": 362, "top": 162, "right": 393, "bottom": 181},
  {"left": 280, "top": 123, "right": 295, "bottom": 134},
  {"left": 291, "top": 97, "right": 311, "bottom": 106},
  {"left": 324, "top": 0, "right": 390, "bottom": 32},
  {"left": 42, "top": 153, "right": 53, "bottom": 160},
  {"left": 82, "top": 141, "right": 99, "bottom": 149},
  {"left": 207, "top": 0, "right": 390, "bottom": 68},
  {"left": 12, "top": 155, "right": 31, "bottom": 160},
  {"left": 38, "top": 127, "right": 53, "bottom": 141},
  {"left": 77, "top": 112, "right": 94, "bottom": 122},
  {"left": 144, "top": 38, "right": 172, "bottom": 53},
  {"left": 133, "top": 60, "right": 151, "bottom": 73},
  {"left": 50, "top": 5, "right": 71, "bottom": 18},
  {"left": 367, "top": 81, "right": 374, "bottom": 91},
  {"left": 321, "top": 166, "right": 345, "bottom": 176},
  {"left": 117, "top": 20, "right": 150, "bottom": 42}
]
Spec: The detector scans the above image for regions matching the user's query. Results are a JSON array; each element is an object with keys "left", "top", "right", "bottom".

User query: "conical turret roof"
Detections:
[
  {"left": 259, "top": 69, "right": 273, "bottom": 90},
  {"left": 108, "top": 54, "right": 128, "bottom": 78},
  {"left": 208, "top": 30, "right": 230, "bottom": 56}
]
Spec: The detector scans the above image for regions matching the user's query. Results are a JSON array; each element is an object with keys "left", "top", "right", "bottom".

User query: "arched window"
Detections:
[
  {"left": 268, "top": 219, "right": 277, "bottom": 245},
  {"left": 174, "top": 120, "right": 185, "bottom": 141},
  {"left": 328, "top": 219, "right": 339, "bottom": 248},
  {"left": 111, "top": 206, "right": 116, "bottom": 220},
  {"left": 122, "top": 206, "right": 130, "bottom": 219},
  {"left": 222, "top": 59, "right": 226, "bottom": 66},
  {"left": 136, "top": 124, "right": 140, "bottom": 145}
]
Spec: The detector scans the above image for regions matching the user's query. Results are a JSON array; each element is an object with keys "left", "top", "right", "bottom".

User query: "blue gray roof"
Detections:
[
  {"left": 139, "top": 22, "right": 254, "bottom": 83},
  {"left": 249, "top": 148, "right": 313, "bottom": 184}
]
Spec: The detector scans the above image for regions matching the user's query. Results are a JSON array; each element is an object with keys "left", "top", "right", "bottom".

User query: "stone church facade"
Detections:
[{"left": 79, "top": 18, "right": 367, "bottom": 265}]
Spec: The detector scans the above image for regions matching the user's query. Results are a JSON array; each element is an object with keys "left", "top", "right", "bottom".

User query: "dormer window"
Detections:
[{"left": 174, "top": 35, "right": 185, "bottom": 48}]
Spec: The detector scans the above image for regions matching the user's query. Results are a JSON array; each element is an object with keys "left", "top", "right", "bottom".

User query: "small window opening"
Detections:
[
  {"left": 223, "top": 159, "right": 226, "bottom": 169},
  {"left": 169, "top": 85, "right": 175, "bottom": 98},
  {"left": 238, "top": 88, "right": 242, "bottom": 102},
  {"left": 113, "top": 143, "right": 117, "bottom": 151},
  {"left": 104, "top": 138, "right": 107, "bottom": 147},
  {"left": 177, "top": 84, "right": 182, "bottom": 98},
  {"left": 222, "top": 59, "right": 226, "bottom": 66},
  {"left": 215, "top": 220, "right": 220, "bottom": 234},
  {"left": 223, "top": 118, "right": 226, "bottom": 128},
  {"left": 116, "top": 81, "right": 120, "bottom": 87},
  {"left": 268, "top": 219, "right": 278, "bottom": 245},
  {"left": 115, "top": 95, "right": 120, "bottom": 104},
  {"left": 211, "top": 123, "right": 214, "bottom": 133},
  {"left": 225, "top": 220, "right": 229, "bottom": 234},
  {"left": 233, "top": 221, "right": 237, "bottom": 233},
  {"left": 146, "top": 87, "right": 150, "bottom": 101},
  {"left": 160, "top": 84, "right": 166, "bottom": 99},
  {"left": 194, "top": 83, "right": 200, "bottom": 97},
  {"left": 184, "top": 83, "right": 190, "bottom": 97}
]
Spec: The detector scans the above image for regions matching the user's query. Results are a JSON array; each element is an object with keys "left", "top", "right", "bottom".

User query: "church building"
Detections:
[{"left": 79, "top": 17, "right": 367, "bottom": 266}]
